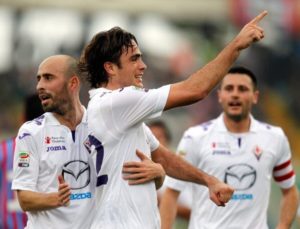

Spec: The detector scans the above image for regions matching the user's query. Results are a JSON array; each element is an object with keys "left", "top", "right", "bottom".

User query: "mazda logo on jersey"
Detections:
[
  {"left": 224, "top": 164, "right": 256, "bottom": 190},
  {"left": 62, "top": 160, "right": 90, "bottom": 190}
]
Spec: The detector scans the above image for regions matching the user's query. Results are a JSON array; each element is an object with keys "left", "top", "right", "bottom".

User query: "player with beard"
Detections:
[
  {"left": 12, "top": 55, "right": 96, "bottom": 229},
  {"left": 160, "top": 67, "right": 299, "bottom": 229}
]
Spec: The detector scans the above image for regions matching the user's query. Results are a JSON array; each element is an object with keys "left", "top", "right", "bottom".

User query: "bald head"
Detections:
[
  {"left": 36, "top": 55, "right": 82, "bottom": 115},
  {"left": 38, "top": 55, "right": 79, "bottom": 80}
]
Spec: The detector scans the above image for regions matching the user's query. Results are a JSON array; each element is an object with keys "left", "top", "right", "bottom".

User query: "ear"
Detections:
[
  {"left": 103, "top": 62, "right": 116, "bottom": 76},
  {"left": 253, "top": 90, "right": 259, "bottom": 105},
  {"left": 69, "top": 76, "right": 80, "bottom": 91}
]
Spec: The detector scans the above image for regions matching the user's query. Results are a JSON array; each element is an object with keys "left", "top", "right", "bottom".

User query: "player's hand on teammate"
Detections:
[
  {"left": 122, "top": 150, "right": 166, "bottom": 187},
  {"left": 207, "top": 175, "right": 234, "bottom": 207},
  {"left": 234, "top": 10, "right": 268, "bottom": 50},
  {"left": 57, "top": 175, "right": 71, "bottom": 207}
]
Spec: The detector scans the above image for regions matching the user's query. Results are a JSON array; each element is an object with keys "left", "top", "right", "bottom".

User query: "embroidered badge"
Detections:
[
  {"left": 253, "top": 145, "right": 263, "bottom": 160},
  {"left": 18, "top": 152, "right": 30, "bottom": 167}
]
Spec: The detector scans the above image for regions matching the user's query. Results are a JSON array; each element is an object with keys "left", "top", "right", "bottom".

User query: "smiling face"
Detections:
[
  {"left": 36, "top": 56, "right": 72, "bottom": 115},
  {"left": 218, "top": 73, "right": 259, "bottom": 122},
  {"left": 108, "top": 40, "right": 147, "bottom": 89}
]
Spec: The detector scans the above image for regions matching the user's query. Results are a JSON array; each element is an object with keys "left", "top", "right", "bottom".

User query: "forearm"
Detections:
[
  {"left": 152, "top": 145, "right": 212, "bottom": 187},
  {"left": 160, "top": 188, "right": 180, "bottom": 229},
  {"left": 164, "top": 11, "right": 267, "bottom": 110},
  {"left": 17, "top": 190, "right": 62, "bottom": 211},
  {"left": 184, "top": 39, "right": 241, "bottom": 100},
  {"left": 165, "top": 39, "right": 242, "bottom": 110},
  {"left": 277, "top": 186, "right": 299, "bottom": 229}
]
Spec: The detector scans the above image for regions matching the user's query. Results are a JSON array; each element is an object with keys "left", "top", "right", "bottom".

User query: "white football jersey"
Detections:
[
  {"left": 12, "top": 109, "right": 97, "bottom": 229},
  {"left": 87, "top": 85, "right": 170, "bottom": 229},
  {"left": 166, "top": 114, "right": 295, "bottom": 229}
]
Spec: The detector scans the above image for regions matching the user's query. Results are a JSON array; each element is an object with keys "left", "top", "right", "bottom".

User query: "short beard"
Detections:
[
  {"left": 225, "top": 109, "right": 248, "bottom": 123},
  {"left": 43, "top": 103, "right": 66, "bottom": 116},
  {"left": 42, "top": 85, "right": 71, "bottom": 116},
  {"left": 227, "top": 114, "right": 244, "bottom": 122}
]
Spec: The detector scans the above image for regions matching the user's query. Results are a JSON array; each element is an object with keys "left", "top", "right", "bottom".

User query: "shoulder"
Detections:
[
  {"left": 17, "top": 114, "right": 47, "bottom": 137},
  {"left": 116, "top": 86, "right": 169, "bottom": 95},
  {"left": 254, "top": 120, "right": 288, "bottom": 145},
  {"left": 182, "top": 119, "right": 216, "bottom": 141},
  {"left": 255, "top": 120, "right": 285, "bottom": 138}
]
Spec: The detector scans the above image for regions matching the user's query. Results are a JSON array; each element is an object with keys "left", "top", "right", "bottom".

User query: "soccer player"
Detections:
[
  {"left": 79, "top": 11, "right": 267, "bottom": 228},
  {"left": 0, "top": 94, "right": 43, "bottom": 229},
  {"left": 12, "top": 55, "right": 97, "bottom": 229},
  {"left": 160, "top": 66, "right": 299, "bottom": 229}
]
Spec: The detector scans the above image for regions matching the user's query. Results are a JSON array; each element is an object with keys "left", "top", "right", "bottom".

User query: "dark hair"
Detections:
[
  {"left": 24, "top": 94, "right": 44, "bottom": 121},
  {"left": 227, "top": 66, "right": 258, "bottom": 90},
  {"left": 147, "top": 120, "right": 172, "bottom": 143},
  {"left": 78, "top": 27, "right": 138, "bottom": 88}
]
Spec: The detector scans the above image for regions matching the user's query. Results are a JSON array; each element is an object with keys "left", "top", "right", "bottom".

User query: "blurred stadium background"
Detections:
[{"left": 0, "top": 0, "right": 299, "bottom": 228}]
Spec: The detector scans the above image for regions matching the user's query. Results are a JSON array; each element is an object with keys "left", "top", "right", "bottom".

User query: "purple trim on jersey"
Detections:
[
  {"left": 88, "top": 135, "right": 108, "bottom": 187},
  {"left": 238, "top": 137, "right": 241, "bottom": 148},
  {"left": 199, "top": 121, "right": 213, "bottom": 131},
  {"left": 71, "top": 131, "right": 76, "bottom": 142},
  {"left": 1, "top": 138, "right": 27, "bottom": 229},
  {"left": 34, "top": 114, "right": 45, "bottom": 125}
]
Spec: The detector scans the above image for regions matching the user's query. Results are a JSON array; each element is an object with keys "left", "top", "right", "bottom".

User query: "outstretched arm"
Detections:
[
  {"left": 123, "top": 151, "right": 166, "bottom": 189},
  {"left": 276, "top": 185, "right": 299, "bottom": 229},
  {"left": 17, "top": 175, "right": 71, "bottom": 211},
  {"left": 152, "top": 144, "right": 234, "bottom": 206},
  {"left": 165, "top": 11, "right": 268, "bottom": 110}
]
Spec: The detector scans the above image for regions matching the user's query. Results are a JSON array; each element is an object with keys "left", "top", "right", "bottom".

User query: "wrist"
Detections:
[{"left": 203, "top": 174, "right": 218, "bottom": 188}]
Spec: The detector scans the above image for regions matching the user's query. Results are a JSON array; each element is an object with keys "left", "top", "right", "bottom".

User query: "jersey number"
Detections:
[{"left": 88, "top": 135, "right": 108, "bottom": 187}]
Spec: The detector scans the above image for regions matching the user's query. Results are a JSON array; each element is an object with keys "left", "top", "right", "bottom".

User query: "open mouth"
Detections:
[
  {"left": 39, "top": 93, "right": 52, "bottom": 105},
  {"left": 228, "top": 101, "right": 242, "bottom": 108},
  {"left": 135, "top": 75, "right": 143, "bottom": 83}
]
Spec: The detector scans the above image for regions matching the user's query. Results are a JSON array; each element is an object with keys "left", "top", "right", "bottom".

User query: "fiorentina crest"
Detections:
[{"left": 253, "top": 145, "right": 263, "bottom": 160}]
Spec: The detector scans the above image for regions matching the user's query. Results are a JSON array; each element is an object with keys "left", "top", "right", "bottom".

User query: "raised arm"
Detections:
[
  {"left": 17, "top": 175, "right": 71, "bottom": 211},
  {"left": 165, "top": 11, "right": 267, "bottom": 110}
]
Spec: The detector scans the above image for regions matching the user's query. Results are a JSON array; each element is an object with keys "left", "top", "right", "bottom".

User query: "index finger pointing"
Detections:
[{"left": 249, "top": 10, "right": 268, "bottom": 24}]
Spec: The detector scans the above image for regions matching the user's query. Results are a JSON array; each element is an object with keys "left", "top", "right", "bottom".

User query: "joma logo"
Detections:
[{"left": 47, "top": 146, "right": 67, "bottom": 152}]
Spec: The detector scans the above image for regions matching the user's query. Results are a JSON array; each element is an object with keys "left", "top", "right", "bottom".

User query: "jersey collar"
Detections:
[
  {"left": 45, "top": 106, "right": 87, "bottom": 125},
  {"left": 216, "top": 113, "right": 259, "bottom": 133},
  {"left": 89, "top": 88, "right": 112, "bottom": 99}
]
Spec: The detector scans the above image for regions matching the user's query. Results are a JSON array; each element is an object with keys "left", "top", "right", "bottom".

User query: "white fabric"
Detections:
[
  {"left": 12, "top": 110, "right": 96, "bottom": 229},
  {"left": 166, "top": 114, "right": 295, "bottom": 229},
  {"left": 87, "top": 85, "right": 170, "bottom": 229}
]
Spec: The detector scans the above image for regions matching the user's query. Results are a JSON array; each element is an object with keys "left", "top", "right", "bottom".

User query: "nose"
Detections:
[
  {"left": 140, "top": 59, "right": 147, "bottom": 70},
  {"left": 231, "top": 88, "right": 240, "bottom": 97},
  {"left": 36, "top": 78, "right": 44, "bottom": 92}
]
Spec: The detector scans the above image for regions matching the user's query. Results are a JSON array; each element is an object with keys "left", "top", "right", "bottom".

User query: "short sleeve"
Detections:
[
  {"left": 111, "top": 85, "right": 170, "bottom": 130},
  {"left": 144, "top": 124, "right": 159, "bottom": 152},
  {"left": 12, "top": 127, "right": 40, "bottom": 191},
  {"left": 273, "top": 133, "right": 295, "bottom": 189}
]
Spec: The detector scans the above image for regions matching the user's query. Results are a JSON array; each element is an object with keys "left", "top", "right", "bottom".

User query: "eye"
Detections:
[
  {"left": 224, "top": 85, "right": 233, "bottom": 92},
  {"left": 239, "top": 86, "right": 249, "bottom": 92},
  {"left": 43, "top": 74, "right": 54, "bottom": 81},
  {"left": 131, "top": 54, "right": 142, "bottom": 62}
]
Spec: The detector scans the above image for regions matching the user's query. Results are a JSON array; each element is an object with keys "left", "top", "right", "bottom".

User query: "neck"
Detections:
[
  {"left": 53, "top": 99, "right": 84, "bottom": 130},
  {"left": 101, "top": 78, "right": 124, "bottom": 90},
  {"left": 223, "top": 114, "right": 251, "bottom": 133}
]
